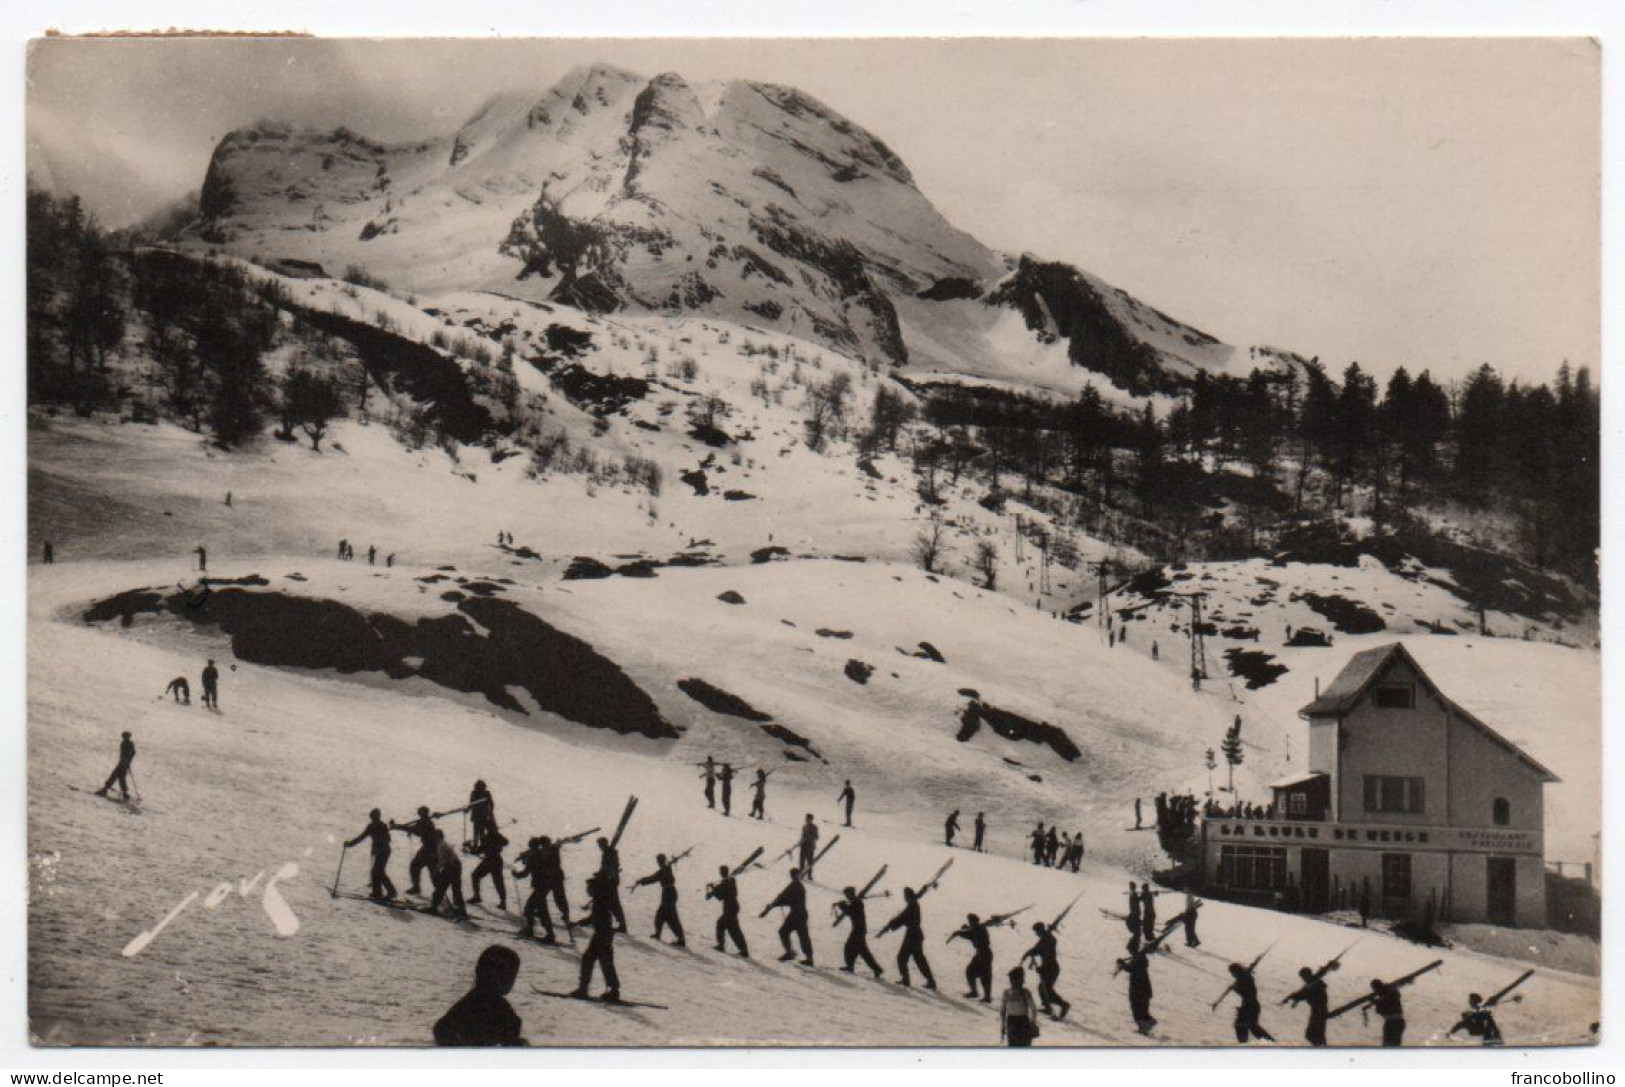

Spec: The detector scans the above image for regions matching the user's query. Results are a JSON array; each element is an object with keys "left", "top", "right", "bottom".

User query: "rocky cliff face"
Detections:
[{"left": 193, "top": 63, "right": 1281, "bottom": 393}]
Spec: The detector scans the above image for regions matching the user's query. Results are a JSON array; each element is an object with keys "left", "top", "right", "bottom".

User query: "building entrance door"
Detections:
[
  {"left": 1301, "top": 848, "right": 1330, "bottom": 912},
  {"left": 1487, "top": 856, "right": 1517, "bottom": 926}
]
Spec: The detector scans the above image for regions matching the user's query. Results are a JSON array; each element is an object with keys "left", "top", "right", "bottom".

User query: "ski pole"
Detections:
[
  {"left": 129, "top": 768, "right": 141, "bottom": 802},
  {"left": 331, "top": 843, "right": 348, "bottom": 898}
]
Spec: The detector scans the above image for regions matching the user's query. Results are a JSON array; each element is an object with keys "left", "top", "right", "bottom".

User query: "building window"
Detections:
[
  {"left": 1374, "top": 684, "right": 1416, "bottom": 709},
  {"left": 1363, "top": 775, "right": 1425, "bottom": 815},
  {"left": 1493, "top": 798, "right": 1511, "bottom": 826},
  {"left": 1218, "top": 845, "right": 1288, "bottom": 892},
  {"left": 1288, "top": 793, "right": 1308, "bottom": 816},
  {"left": 1381, "top": 852, "right": 1412, "bottom": 908}
]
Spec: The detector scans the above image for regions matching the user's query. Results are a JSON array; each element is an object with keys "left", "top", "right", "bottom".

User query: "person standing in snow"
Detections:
[
  {"left": 749, "top": 769, "right": 768, "bottom": 820},
  {"left": 367, "top": 545, "right": 377, "bottom": 565},
  {"left": 706, "top": 864, "right": 749, "bottom": 957},
  {"left": 594, "top": 837, "right": 627, "bottom": 933},
  {"left": 387, "top": 553, "right": 395, "bottom": 568},
  {"left": 94, "top": 731, "right": 136, "bottom": 800},
  {"left": 163, "top": 676, "right": 190, "bottom": 704},
  {"left": 1448, "top": 992, "right": 1506, "bottom": 1046},
  {"left": 573, "top": 874, "right": 621, "bottom": 1002},
  {"left": 833, "top": 885, "right": 883, "bottom": 978},
  {"left": 973, "top": 812, "right": 987, "bottom": 852},
  {"left": 194, "top": 544, "right": 207, "bottom": 572},
  {"left": 469, "top": 827, "right": 509, "bottom": 911},
  {"left": 1134, "top": 797, "right": 1143, "bottom": 829},
  {"left": 1030, "top": 823, "right": 1046, "bottom": 866},
  {"left": 433, "top": 945, "right": 525, "bottom": 1046},
  {"left": 1000, "top": 967, "right": 1041, "bottom": 1047},
  {"left": 513, "top": 836, "right": 568, "bottom": 942},
  {"left": 948, "top": 913, "right": 995, "bottom": 1002},
  {"left": 944, "top": 809, "right": 960, "bottom": 847},
  {"left": 1125, "top": 882, "right": 1143, "bottom": 939},
  {"left": 200, "top": 659, "right": 220, "bottom": 711},
  {"left": 1116, "top": 939, "right": 1156, "bottom": 1035},
  {"left": 760, "top": 867, "right": 814, "bottom": 966},
  {"left": 391, "top": 806, "right": 441, "bottom": 896},
  {"left": 700, "top": 756, "right": 717, "bottom": 810},
  {"left": 719, "top": 763, "right": 735, "bottom": 816},
  {"left": 345, "top": 808, "right": 398, "bottom": 900},
  {"left": 1044, "top": 825, "right": 1060, "bottom": 866},
  {"left": 1370, "top": 979, "right": 1407, "bottom": 1047},
  {"left": 466, "top": 780, "right": 495, "bottom": 851},
  {"left": 1179, "top": 893, "right": 1202, "bottom": 948},
  {"left": 1021, "top": 921, "right": 1070, "bottom": 1018},
  {"left": 797, "top": 813, "right": 819, "bottom": 877},
  {"left": 430, "top": 829, "right": 470, "bottom": 920},
  {"left": 337, "top": 539, "right": 349, "bottom": 561},
  {"left": 632, "top": 853, "right": 686, "bottom": 947},
  {"left": 1139, "top": 884, "right": 1158, "bottom": 939},
  {"left": 879, "top": 886, "right": 937, "bottom": 989},
  {"left": 837, "top": 779, "right": 856, "bottom": 827},
  {"left": 1226, "top": 961, "right": 1276, "bottom": 1043},
  {"left": 1285, "top": 960, "right": 1339, "bottom": 1047}
]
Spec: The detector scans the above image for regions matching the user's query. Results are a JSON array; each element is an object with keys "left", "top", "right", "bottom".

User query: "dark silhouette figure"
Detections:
[
  {"left": 469, "top": 828, "right": 509, "bottom": 910},
  {"left": 1000, "top": 967, "right": 1040, "bottom": 1047},
  {"left": 1022, "top": 922, "right": 1070, "bottom": 1018},
  {"left": 164, "top": 677, "right": 190, "bottom": 704},
  {"left": 706, "top": 865, "right": 749, "bottom": 956},
  {"left": 391, "top": 806, "right": 440, "bottom": 895},
  {"left": 1030, "top": 823, "right": 1046, "bottom": 865},
  {"left": 595, "top": 838, "right": 627, "bottom": 933},
  {"left": 719, "top": 763, "right": 735, "bottom": 816},
  {"left": 1228, "top": 962, "right": 1276, "bottom": 1043},
  {"left": 761, "top": 868, "right": 814, "bottom": 965},
  {"left": 701, "top": 756, "right": 717, "bottom": 809},
  {"left": 834, "top": 887, "right": 882, "bottom": 978},
  {"left": 1117, "top": 941, "right": 1156, "bottom": 1034},
  {"left": 201, "top": 659, "right": 220, "bottom": 710},
  {"left": 1286, "top": 962, "right": 1339, "bottom": 1047},
  {"left": 467, "top": 780, "right": 495, "bottom": 850},
  {"left": 838, "top": 780, "right": 855, "bottom": 827},
  {"left": 798, "top": 814, "right": 820, "bottom": 877},
  {"left": 1371, "top": 979, "right": 1406, "bottom": 1047},
  {"left": 433, "top": 945, "right": 525, "bottom": 1046},
  {"left": 42, "top": 541, "right": 53, "bottom": 564},
  {"left": 633, "top": 854, "right": 685, "bottom": 946},
  {"left": 973, "top": 812, "right": 986, "bottom": 852},
  {"left": 430, "top": 830, "right": 469, "bottom": 919},
  {"left": 95, "top": 731, "right": 135, "bottom": 799},
  {"left": 345, "top": 808, "right": 398, "bottom": 900},
  {"left": 367, "top": 545, "right": 377, "bottom": 565},
  {"left": 879, "top": 886, "right": 937, "bottom": 989},
  {"left": 949, "top": 913, "right": 994, "bottom": 1002},
  {"left": 944, "top": 809, "right": 960, "bottom": 847},
  {"left": 514, "top": 836, "right": 568, "bottom": 941},
  {"left": 750, "top": 769, "right": 768, "bottom": 820},
  {"left": 194, "top": 545, "right": 207, "bottom": 572},
  {"left": 574, "top": 875, "right": 621, "bottom": 1001}
]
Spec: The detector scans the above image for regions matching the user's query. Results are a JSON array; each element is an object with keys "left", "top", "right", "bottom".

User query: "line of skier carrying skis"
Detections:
[{"left": 334, "top": 770, "right": 1530, "bottom": 1049}]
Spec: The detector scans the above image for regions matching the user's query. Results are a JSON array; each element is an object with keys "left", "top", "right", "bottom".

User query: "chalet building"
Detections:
[{"left": 1201, "top": 643, "right": 1556, "bottom": 927}]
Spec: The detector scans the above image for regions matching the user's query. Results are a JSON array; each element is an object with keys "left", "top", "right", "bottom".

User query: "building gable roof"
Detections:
[{"left": 1298, "top": 642, "right": 1559, "bottom": 783}]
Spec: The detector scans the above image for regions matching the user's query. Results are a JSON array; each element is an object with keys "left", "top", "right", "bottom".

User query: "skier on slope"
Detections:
[
  {"left": 973, "top": 812, "right": 987, "bottom": 852},
  {"left": 1116, "top": 939, "right": 1157, "bottom": 1035},
  {"left": 345, "top": 807, "right": 398, "bottom": 900},
  {"left": 879, "top": 886, "right": 937, "bottom": 989},
  {"left": 94, "top": 731, "right": 136, "bottom": 800},
  {"left": 944, "top": 809, "right": 960, "bottom": 847},
  {"left": 594, "top": 837, "right": 627, "bottom": 933},
  {"left": 706, "top": 864, "right": 749, "bottom": 957},
  {"left": 391, "top": 806, "right": 441, "bottom": 896},
  {"left": 163, "top": 676, "right": 190, "bottom": 704},
  {"left": 797, "top": 814, "right": 820, "bottom": 877},
  {"left": 429, "top": 829, "right": 470, "bottom": 920},
  {"left": 466, "top": 780, "right": 495, "bottom": 851},
  {"left": 1226, "top": 961, "right": 1277, "bottom": 1043},
  {"left": 837, "top": 779, "right": 856, "bottom": 827},
  {"left": 1138, "top": 884, "right": 1158, "bottom": 939},
  {"left": 1285, "top": 960, "right": 1340, "bottom": 1047},
  {"left": 194, "top": 544, "right": 207, "bottom": 572},
  {"left": 632, "top": 853, "right": 686, "bottom": 947},
  {"left": 719, "top": 763, "right": 735, "bottom": 816},
  {"left": 468, "top": 827, "right": 509, "bottom": 911},
  {"left": 1021, "top": 922, "right": 1071, "bottom": 1019},
  {"left": 833, "top": 886, "right": 883, "bottom": 978},
  {"left": 513, "top": 836, "right": 567, "bottom": 942},
  {"left": 701, "top": 756, "right": 717, "bottom": 810},
  {"left": 760, "top": 867, "right": 814, "bottom": 966},
  {"left": 1030, "top": 823, "right": 1046, "bottom": 866},
  {"left": 433, "top": 945, "right": 525, "bottom": 1047},
  {"left": 750, "top": 769, "right": 768, "bottom": 820},
  {"left": 1126, "top": 881, "right": 1143, "bottom": 939},
  {"left": 573, "top": 874, "right": 621, "bottom": 1002},
  {"left": 201, "top": 659, "right": 221, "bottom": 711},
  {"left": 948, "top": 913, "right": 995, "bottom": 1002}
]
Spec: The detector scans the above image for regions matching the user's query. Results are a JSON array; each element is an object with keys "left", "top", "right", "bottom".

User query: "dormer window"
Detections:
[{"left": 1374, "top": 684, "right": 1415, "bottom": 709}]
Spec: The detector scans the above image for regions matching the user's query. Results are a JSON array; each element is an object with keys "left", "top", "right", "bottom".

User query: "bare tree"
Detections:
[
  {"left": 803, "top": 372, "right": 853, "bottom": 452},
  {"left": 972, "top": 540, "right": 999, "bottom": 590},
  {"left": 912, "top": 515, "right": 947, "bottom": 573}
]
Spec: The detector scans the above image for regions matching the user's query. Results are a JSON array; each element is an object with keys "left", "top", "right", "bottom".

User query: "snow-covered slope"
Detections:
[
  {"left": 187, "top": 64, "right": 1298, "bottom": 401},
  {"left": 29, "top": 556, "right": 1599, "bottom": 1046}
]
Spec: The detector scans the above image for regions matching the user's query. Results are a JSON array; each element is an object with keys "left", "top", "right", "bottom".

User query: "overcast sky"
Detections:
[{"left": 26, "top": 36, "right": 1598, "bottom": 385}]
